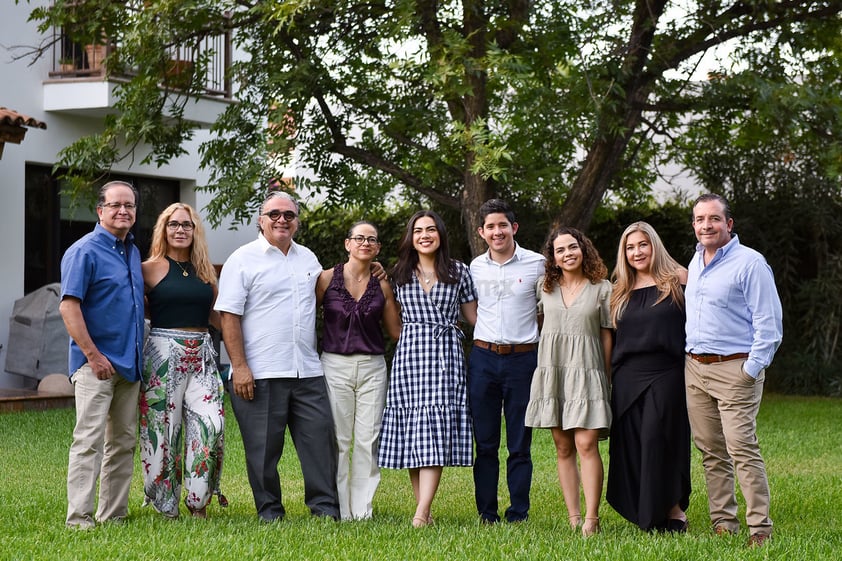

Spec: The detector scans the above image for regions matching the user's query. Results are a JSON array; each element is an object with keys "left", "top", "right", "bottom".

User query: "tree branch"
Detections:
[
  {"left": 332, "top": 142, "right": 460, "bottom": 208},
  {"left": 493, "top": 0, "right": 530, "bottom": 48},
  {"left": 282, "top": 31, "right": 458, "bottom": 209},
  {"left": 651, "top": 1, "right": 842, "bottom": 76}
]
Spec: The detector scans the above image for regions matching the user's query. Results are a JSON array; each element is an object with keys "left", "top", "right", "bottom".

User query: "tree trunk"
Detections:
[
  {"left": 558, "top": 0, "right": 665, "bottom": 232},
  {"left": 558, "top": 87, "right": 653, "bottom": 232},
  {"left": 462, "top": 168, "right": 489, "bottom": 257},
  {"left": 557, "top": 134, "right": 634, "bottom": 232}
]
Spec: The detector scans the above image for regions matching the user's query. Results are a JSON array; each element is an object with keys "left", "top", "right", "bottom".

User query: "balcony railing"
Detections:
[{"left": 49, "top": 26, "right": 232, "bottom": 99}]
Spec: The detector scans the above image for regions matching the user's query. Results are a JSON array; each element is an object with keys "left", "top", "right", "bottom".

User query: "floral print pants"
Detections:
[{"left": 139, "top": 328, "right": 225, "bottom": 517}]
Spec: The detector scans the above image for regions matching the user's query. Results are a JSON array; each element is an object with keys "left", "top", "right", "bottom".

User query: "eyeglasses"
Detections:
[
  {"left": 166, "top": 221, "right": 195, "bottom": 231},
  {"left": 262, "top": 209, "right": 298, "bottom": 222},
  {"left": 101, "top": 202, "right": 137, "bottom": 211},
  {"left": 348, "top": 235, "right": 380, "bottom": 246}
]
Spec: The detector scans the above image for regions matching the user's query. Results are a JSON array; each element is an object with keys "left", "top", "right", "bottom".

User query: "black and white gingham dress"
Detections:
[{"left": 378, "top": 261, "right": 478, "bottom": 469}]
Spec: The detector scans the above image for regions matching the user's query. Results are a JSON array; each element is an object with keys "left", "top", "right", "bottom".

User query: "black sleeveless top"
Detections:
[{"left": 147, "top": 257, "right": 213, "bottom": 328}]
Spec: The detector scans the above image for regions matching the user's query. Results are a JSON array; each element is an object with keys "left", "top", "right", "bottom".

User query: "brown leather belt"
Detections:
[
  {"left": 688, "top": 352, "right": 749, "bottom": 364},
  {"left": 474, "top": 340, "right": 537, "bottom": 355}
]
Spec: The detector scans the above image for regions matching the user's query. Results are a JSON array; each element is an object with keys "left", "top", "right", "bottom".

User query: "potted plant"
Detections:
[
  {"left": 164, "top": 58, "right": 194, "bottom": 89},
  {"left": 58, "top": 57, "right": 75, "bottom": 73},
  {"left": 84, "top": 42, "right": 107, "bottom": 72}
]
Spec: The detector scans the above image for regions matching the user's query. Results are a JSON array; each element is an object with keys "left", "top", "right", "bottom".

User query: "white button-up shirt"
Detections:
[
  {"left": 215, "top": 235, "right": 323, "bottom": 379},
  {"left": 470, "top": 243, "right": 545, "bottom": 344}
]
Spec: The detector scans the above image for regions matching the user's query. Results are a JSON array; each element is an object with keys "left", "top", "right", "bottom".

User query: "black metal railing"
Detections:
[{"left": 50, "top": 26, "right": 232, "bottom": 99}]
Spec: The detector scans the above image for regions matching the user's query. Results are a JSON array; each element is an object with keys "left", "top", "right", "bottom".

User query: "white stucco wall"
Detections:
[{"left": 0, "top": 2, "right": 255, "bottom": 388}]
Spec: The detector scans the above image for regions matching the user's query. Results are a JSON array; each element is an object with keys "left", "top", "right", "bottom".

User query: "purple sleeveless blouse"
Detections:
[{"left": 321, "top": 263, "right": 387, "bottom": 355}]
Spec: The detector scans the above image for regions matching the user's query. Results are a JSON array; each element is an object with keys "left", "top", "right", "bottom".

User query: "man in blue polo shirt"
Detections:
[
  {"left": 684, "top": 193, "right": 782, "bottom": 547},
  {"left": 469, "top": 199, "right": 544, "bottom": 524},
  {"left": 60, "top": 181, "right": 145, "bottom": 529}
]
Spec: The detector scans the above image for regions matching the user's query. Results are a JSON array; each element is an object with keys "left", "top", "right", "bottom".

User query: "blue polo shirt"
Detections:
[{"left": 60, "top": 223, "right": 145, "bottom": 382}]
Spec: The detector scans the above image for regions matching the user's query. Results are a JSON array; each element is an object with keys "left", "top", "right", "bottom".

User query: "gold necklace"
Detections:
[
  {"left": 418, "top": 268, "right": 434, "bottom": 284},
  {"left": 562, "top": 279, "right": 584, "bottom": 292},
  {"left": 172, "top": 258, "right": 190, "bottom": 277}
]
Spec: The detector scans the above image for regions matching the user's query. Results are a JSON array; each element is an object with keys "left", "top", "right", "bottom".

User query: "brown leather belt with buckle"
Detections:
[
  {"left": 474, "top": 340, "right": 537, "bottom": 355},
  {"left": 688, "top": 352, "right": 749, "bottom": 364}
]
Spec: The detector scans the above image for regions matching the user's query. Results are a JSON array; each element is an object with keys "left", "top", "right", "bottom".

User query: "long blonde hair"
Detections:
[
  {"left": 146, "top": 202, "right": 217, "bottom": 286},
  {"left": 610, "top": 221, "right": 684, "bottom": 327}
]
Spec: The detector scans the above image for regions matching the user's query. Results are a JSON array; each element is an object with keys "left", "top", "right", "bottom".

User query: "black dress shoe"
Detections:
[{"left": 666, "top": 518, "right": 689, "bottom": 533}]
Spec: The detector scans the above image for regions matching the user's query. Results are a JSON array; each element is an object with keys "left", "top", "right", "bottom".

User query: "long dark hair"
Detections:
[
  {"left": 541, "top": 226, "right": 607, "bottom": 294},
  {"left": 392, "top": 210, "right": 458, "bottom": 286}
]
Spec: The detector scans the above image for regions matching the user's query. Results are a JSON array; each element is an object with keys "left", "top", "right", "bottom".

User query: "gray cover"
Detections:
[{"left": 5, "top": 283, "right": 69, "bottom": 379}]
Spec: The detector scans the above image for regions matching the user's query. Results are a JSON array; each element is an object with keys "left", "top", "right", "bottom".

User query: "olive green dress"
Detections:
[{"left": 524, "top": 278, "right": 612, "bottom": 430}]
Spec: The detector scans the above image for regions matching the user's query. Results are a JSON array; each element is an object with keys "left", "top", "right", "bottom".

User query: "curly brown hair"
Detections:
[{"left": 541, "top": 226, "right": 607, "bottom": 293}]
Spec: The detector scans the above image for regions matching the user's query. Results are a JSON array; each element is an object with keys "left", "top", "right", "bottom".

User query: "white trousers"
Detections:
[{"left": 321, "top": 352, "right": 387, "bottom": 520}]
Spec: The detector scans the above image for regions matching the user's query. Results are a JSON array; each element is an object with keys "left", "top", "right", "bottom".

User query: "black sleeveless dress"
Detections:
[{"left": 606, "top": 285, "right": 691, "bottom": 531}]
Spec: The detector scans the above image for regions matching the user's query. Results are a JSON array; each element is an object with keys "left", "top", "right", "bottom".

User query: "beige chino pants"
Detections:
[
  {"left": 66, "top": 364, "right": 140, "bottom": 528},
  {"left": 321, "top": 352, "right": 387, "bottom": 520},
  {"left": 684, "top": 356, "right": 772, "bottom": 535}
]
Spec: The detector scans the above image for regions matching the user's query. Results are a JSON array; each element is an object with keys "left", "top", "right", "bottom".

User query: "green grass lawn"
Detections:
[{"left": 1, "top": 393, "right": 840, "bottom": 560}]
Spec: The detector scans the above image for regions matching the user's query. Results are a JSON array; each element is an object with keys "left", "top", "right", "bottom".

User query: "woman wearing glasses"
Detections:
[
  {"left": 316, "top": 221, "right": 401, "bottom": 520},
  {"left": 138, "top": 203, "right": 226, "bottom": 518},
  {"left": 379, "top": 210, "right": 478, "bottom": 527}
]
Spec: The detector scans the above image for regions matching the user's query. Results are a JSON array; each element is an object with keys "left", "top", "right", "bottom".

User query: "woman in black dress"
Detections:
[{"left": 606, "top": 221, "right": 691, "bottom": 532}]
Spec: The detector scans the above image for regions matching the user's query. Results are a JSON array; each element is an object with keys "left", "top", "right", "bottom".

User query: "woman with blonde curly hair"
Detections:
[
  {"left": 139, "top": 202, "right": 226, "bottom": 518},
  {"left": 606, "top": 221, "right": 691, "bottom": 532},
  {"left": 525, "top": 226, "right": 612, "bottom": 536}
]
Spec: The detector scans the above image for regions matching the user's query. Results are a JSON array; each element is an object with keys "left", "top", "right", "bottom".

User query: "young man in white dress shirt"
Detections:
[{"left": 469, "top": 199, "right": 545, "bottom": 524}]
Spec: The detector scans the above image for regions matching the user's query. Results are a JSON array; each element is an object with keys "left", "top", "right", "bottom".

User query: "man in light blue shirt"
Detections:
[{"left": 684, "top": 193, "right": 782, "bottom": 547}]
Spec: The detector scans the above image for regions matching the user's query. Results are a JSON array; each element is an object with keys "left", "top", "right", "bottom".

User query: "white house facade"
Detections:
[{"left": 0, "top": 2, "right": 256, "bottom": 389}]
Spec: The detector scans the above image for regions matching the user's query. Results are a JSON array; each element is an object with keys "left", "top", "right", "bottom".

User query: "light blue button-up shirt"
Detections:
[{"left": 685, "top": 235, "right": 783, "bottom": 378}]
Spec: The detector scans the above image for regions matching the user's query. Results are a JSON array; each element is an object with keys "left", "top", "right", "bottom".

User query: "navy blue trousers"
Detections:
[{"left": 468, "top": 346, "right": 536, "bottom": 522}]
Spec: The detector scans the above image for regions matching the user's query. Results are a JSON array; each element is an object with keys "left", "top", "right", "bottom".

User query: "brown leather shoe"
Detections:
[
  {"left": 748, "top": 533, "right": 771, "bottom": 547},
  {"left": 714, "top": 524, "right": 737, "bottom": 536}
]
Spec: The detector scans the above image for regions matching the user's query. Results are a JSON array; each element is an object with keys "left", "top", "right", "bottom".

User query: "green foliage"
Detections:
[
  {"left": 1, "top": 394, "right": 840, "bottom": 559},
  {"left": 671, "top": 53, "right": 842, "bottom": 394},
  {"left": 29, "top": 1, "right": 842, "bottom": 251},
  {"left": 23, "top": 0, "right": 842, "bottom": 332}
]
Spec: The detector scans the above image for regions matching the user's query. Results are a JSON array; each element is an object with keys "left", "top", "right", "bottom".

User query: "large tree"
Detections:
[{"left": 26, "top": 1, "right": 842, "bottom": 255}]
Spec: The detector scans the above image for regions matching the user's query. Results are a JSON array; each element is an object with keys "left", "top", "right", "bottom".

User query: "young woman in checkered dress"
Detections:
[{"left": 378, "top": 210, "right": 478, "bottom": 527}]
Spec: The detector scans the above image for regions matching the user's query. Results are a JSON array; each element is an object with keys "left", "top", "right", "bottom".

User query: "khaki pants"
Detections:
[
  {"left": 684, "top": 356, "right": 772, "bottom": 535},
  {"left": 66, "top": 364, "right": 140, "bottom": 528}
]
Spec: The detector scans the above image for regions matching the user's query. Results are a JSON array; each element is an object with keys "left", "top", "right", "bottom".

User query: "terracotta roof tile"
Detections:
[{"left": 0, "top": 107, "right": 47, "bottom": 129}]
